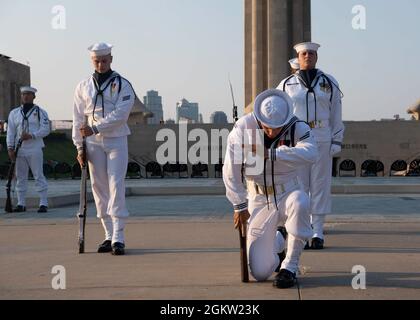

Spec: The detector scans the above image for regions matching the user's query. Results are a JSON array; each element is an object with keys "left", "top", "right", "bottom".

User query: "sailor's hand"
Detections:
[
  {"left": 80, "top": 125, "right": 94, "bottom": 137},
  {"left": 21, "top": 132, "right": 33, "bottom": 141},
  {"left": 244, "top": 144, "right": 268, "bottom": 159},
  {"left": 8, "top": 149, "right": 16, "bottom": 161},
  {"left": 234, "top": 210, "right": 250, "bottom": 235},
  {"left": 76, "top": 152, "right": 85, "bottom": 167}
]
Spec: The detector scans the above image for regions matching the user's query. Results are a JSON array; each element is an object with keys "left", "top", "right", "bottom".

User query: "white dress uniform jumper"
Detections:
[
  {"left": 72, "top": 69, "right": 135, "bottom": 246},
  {"left": 7, "top": 103, "right": 50, "bottom": 208},
  {"left": 223, "top": 89, "right": 318, "bottom": 284},
  {"left": 278, "top": 51, "right": 344, "bottom": 244}
]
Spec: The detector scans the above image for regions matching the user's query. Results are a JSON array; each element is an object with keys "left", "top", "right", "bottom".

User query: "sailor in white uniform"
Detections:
[
  {"left": 289, "top": 58, "right": 300, "bottom": 74},
  {"left": 278, "top": 42, "right": 345, "bottom": 249},
  {"left": 6, "top": 86, "right": 50, "bottom": 213},
  {"left": 223, "top": 89, "right": 318, "bottom": 288},
  {"left": 72, "top": 43, "right": 136, "bottom": 256}
]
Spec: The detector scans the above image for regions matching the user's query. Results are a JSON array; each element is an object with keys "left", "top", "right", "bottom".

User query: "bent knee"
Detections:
[
  {"left": 250, "top": 265, "right": 273, "bottom": 282},
  {"left": 249, "top": 256, "right": 276, "bottom": 281}
]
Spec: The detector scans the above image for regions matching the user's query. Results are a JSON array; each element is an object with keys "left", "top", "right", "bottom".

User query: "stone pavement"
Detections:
[
  {"left": 0, "top": 178, "right": 420, "bottom": 300},
  {"left": 1, "top": 177, "right": 420, "bottom": 209},
  {"left": 1, "top": 217, "right": 419, "bottom": 300}
]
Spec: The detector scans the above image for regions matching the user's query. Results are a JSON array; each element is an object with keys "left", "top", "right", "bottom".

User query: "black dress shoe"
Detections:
[
  {"left": 273, "top": 269, "right": 297, "bottom": 289},
  {"left": 111, "top": 242, "right": 125, "bottom": 256},
  {"left": 97, "top": 240, "right": 112, "bottom": 253},
  {"left": 13, "top": 205, "right": 26, "bottom": 212},
  {"left": 311, "top": 237, "right": 324, "bottom": 250},
  {"left": 37, "top": 205, "right": 48, "bottom": 213}
]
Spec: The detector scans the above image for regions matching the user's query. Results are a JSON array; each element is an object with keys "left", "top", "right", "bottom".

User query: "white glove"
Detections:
[{"left": 330, "top": 144, "right": 342, "bottom": 156}]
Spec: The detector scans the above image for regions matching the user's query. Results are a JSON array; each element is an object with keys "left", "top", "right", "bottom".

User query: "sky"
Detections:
[{"left": 1, "top": 0, "right": 419, "bottom": 122}]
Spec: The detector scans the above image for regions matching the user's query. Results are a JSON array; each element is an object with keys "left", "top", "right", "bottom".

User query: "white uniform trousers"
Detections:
[
  {"left": 298, "top": 141, "right": 332, "bottom": 215},
  {"left": 247, "top": 189, "right": 312, "bottom": 281},
  {"left": 87, "top": 135, "right": 129, "bottom": 219},
  {"left": 298, "top": 141, "right": 332, "bottom": 239},
  {"left": 15, "top": 150, "right": 48, "bottom": 207}
]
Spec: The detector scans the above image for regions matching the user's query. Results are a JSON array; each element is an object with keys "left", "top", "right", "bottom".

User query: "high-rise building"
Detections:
[
  {"left": 144, "top": 90, "right": 164, "bottom": 124},
  {"left": 176, "top": 98, "right": 199, "bottom": 123},
  {"left": 210, "top": 111, "right": 228, "bottom": 124}
]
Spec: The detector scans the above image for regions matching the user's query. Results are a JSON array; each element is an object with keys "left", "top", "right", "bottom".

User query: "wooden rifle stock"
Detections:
[{"left": 239, "top": 223, "right": 249, "bottom": 283}]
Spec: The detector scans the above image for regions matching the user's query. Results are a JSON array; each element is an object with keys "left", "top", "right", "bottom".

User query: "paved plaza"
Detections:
[{"left": 0, "top": 178, "right": 419, "bottom": 300}]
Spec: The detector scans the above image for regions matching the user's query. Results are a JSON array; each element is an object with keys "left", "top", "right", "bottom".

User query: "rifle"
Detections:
[
  {"left": 238, "top": 222, "right": 249, "bottom": 283},
  {"left": 229, "top": 76, "right": 249, "bottom": 282},
  {"left": 77, "top": 126, "right": 88, "bottom": 254},
  {"left": 229, "top": 76, "right": 238, "bottom": 123},
  {"left": 4, "top": 139, "right": 23, "bottom": 213}
]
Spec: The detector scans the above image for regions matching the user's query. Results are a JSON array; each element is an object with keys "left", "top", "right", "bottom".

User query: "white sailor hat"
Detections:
[
  {"left": 253, "top": 89, "right": 293, "bottom": 128},
  {"left": 294, "top": 42, "right": 321, "bottom": 54},
  {"left": 88, "top": 42, "right": 113, "bottom": 56},
  {"left": 20, "top": 86, "right": 37, "bottom": 94},
  {"left": 288, "top": 58, "right": 300, "bottom": 70}
]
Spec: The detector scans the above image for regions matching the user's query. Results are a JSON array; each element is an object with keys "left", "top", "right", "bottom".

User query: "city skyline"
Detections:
[
  {"left": 143, "top": 90, "right": 233, "bottom": 123},
  {"left": 142, "top": 90, "right": 232, "bottom": 123},
  {"left": 1, "top": 0, "right": 419, "bottom": 122}
]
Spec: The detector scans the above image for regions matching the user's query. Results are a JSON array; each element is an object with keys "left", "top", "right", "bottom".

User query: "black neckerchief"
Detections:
[
  {"left": 22, "top": 103, "right": 34, "bottom": 116},
  {"left": 296, "top": 69, "right": 321, "bottom": 123},
  {"left": 299, "top": 68, "right": 318, "bottom": 88},
  {"left": 93, "top": 69, "right": 114, "bottom": 88},
  {"left": 264, "top": 130, "right": 285, "bottom": 212},
  {"left": 255, "top": 116, "right": 299, "bottom": 211},
  {"left": 91, "top": 70, "right": 119, "bottom": 121},
  {"left": 20, "top": 104, "right": 39, "bottom": 132}
]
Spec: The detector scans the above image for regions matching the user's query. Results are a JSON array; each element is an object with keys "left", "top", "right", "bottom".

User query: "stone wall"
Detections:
[
  {"left": 56, "top": 120, "right": 420, "bottom": 177},
  {"left": 338, "top": 121, "right": 420, "bottom": 176}
]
